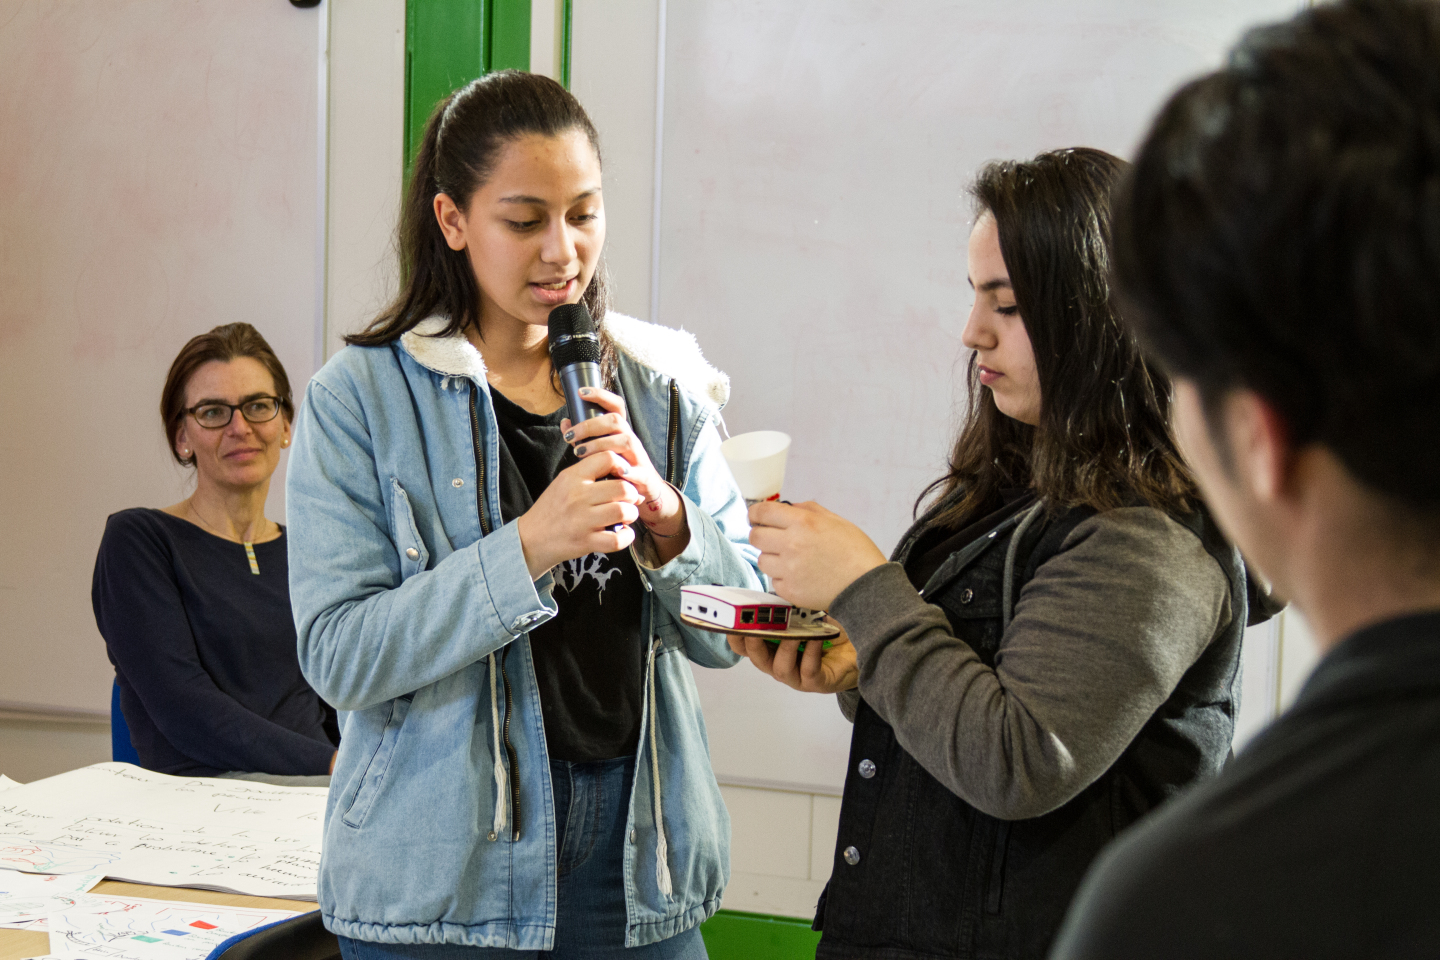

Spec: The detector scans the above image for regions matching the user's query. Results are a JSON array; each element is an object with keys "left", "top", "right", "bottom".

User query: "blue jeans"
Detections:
[{"left": 337, "top": 757, "right": 708, "bottom": 960}]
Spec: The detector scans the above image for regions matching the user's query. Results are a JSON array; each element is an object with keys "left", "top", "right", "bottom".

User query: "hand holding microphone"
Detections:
[{"left": 513, "top": 304, "right": 688, "bottom": 579}]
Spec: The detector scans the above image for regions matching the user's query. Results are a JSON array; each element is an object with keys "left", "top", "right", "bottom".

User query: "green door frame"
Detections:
[{"left": 404, "top": 0, "right": 573, "bottom": 176}]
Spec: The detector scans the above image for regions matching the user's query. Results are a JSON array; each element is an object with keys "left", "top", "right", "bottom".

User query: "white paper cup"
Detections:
[{"left": 721, "top": 431, "right": 791, "bottom": 505}]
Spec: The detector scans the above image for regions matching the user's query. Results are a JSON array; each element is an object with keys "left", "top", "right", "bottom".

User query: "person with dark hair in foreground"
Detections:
[
  {"left": 92, "top": 323, "right": 338, "bottom": 784},
  {"left": 1050, "top": 2, "right": 1440, "bottom": 957},
  {"left": 729, "top": 148, "right": 1263, "bottom": 960}
]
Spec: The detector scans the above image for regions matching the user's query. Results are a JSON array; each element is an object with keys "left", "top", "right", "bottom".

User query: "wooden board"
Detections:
[{"left": 680, "top": 613, "right": 840, "bottom": 642}]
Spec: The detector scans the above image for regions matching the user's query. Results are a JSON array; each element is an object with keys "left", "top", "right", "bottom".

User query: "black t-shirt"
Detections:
[
  {"left": 490, "top": 388, "right": 646, "bottom": 762},
  {"left": 91, "top": 509, "right": 339, "bottom": 776},
  {"left": 904, "top": 488, "right": 1038, "bottom": 590}
]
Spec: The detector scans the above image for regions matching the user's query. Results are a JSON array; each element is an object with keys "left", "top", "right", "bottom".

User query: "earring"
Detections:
[
  {"left": 281, "top": 438, "right": 290, "bottom": 448},
  {"left": 180, "top": 448, "right": 190, "bottom": 457}
]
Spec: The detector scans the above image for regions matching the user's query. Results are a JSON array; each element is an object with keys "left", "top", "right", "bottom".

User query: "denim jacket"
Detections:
[{"left": 285, "top": 314, "right": 762, "bottom": 949}]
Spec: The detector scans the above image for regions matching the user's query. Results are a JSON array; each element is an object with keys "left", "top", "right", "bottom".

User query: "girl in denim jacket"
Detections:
[{"left": 286, "top": 71, "right": 762, "bottom": 959}]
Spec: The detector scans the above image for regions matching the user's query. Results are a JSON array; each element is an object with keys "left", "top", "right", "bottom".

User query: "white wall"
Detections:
[
  {"left": 323, "top": 0, "right": 406, "bottom": 355},
  {"left": 0, "top": 716, "right": 110, "bottom": 785},
  {"left": 571, "top": 0, "right": 664, "bottom": 321},
  {"left": 0, "top": 1, "right": 322, "bottom": 717}
]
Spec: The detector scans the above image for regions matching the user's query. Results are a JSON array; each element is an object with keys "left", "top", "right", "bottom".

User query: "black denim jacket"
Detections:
[{"left": 815, "top": 502, "right": 1249, "bottom": 960}]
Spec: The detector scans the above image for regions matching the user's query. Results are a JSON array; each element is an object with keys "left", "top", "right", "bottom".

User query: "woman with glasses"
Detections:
[{"left": 91, "top": 322, "right": 338, "bottom": 785}]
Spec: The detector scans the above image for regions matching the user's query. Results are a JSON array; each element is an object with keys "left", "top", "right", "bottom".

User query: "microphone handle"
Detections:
[
  {"left": 559, "top": 361, "right": 626, "bottom": 533},
  {"left": 559, "top": 362, "right": 605, "bottom": 424}
]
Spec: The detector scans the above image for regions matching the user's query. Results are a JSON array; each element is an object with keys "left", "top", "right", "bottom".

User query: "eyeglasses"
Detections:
[{"left": 185, "top": 396, "right": 283, "bottom": 429}]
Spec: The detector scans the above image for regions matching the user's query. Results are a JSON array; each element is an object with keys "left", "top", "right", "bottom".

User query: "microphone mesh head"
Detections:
[
  {"left": 551, "top": 332, "right": 601, "bottom": 367},
  {"left": 548, "top": 302, "right": 596, "bottom": 339},
  {"left": 548, "top": 304, "right": 601, "bottom": 367}
]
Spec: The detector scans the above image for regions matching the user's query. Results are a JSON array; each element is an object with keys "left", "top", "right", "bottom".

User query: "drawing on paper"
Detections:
[
  {"left": 0, "top": 839, "right": 119, "bottom": 875},
  {"left": 0, "top": 763, "right": 325, "bottom": 899},
  {"left": 47, "top": 893, "right": 299, "bottom": 960}
]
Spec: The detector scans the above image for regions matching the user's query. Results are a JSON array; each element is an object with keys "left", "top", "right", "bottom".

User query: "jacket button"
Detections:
[
  {"left": 858, "top": 759, "right": 876, "bottom": 779},
  {"left": 488, "top": 831, "right": 497, "bottom": 842},
  {"left": 843, "top": 846, "right": 861, "bottom": 866},
  {"left": 960, "top": 588, "right": 974, "bottom": 604},
  {"left": 405, "top": 548, "right": 420, "bottom": 561},
  {"left": 630, "top": 830, "right": 637, "bottom": 844},
  {"left": 452, "top": 478, "right": 464, "bottom": 487}
]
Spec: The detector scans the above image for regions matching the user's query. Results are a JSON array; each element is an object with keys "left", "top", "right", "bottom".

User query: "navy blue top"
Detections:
[{"left": 91, "top": 508, "right": 338, "bottom": 776}]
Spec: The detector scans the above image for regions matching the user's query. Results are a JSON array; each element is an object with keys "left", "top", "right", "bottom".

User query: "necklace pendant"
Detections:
[{"left": 244, "top": 542, "right": 260, "bottom": 575}]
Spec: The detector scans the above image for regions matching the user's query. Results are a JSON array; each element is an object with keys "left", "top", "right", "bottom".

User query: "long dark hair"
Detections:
[
  {"left": 1116, "top": 0, "right": 1440, "bottom": 515},
  {"left": 161, "top": 323, "right": 294, "bottom": 468},
  {"left": 922, "top": 148, "right": 1195, "bottom": 526},
  {"left": 347, "top": 70, "right": 613, "bottom": 367}
]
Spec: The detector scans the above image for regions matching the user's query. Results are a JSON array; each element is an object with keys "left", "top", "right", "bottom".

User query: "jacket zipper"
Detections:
[
  {"left": 468, "top": 388, "right": 492, "bottom": 537},
  {"left": 499, "top": 646, "right": 520, "bottom": 840},
  {"left": 665, "top": 380, "right": 681, "bottom": 487},
  {"left": 471, "top": 385, "right": 520, "bottom": 839}
]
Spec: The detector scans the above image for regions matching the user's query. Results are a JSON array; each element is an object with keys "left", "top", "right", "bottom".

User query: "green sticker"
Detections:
[{"left": 132, "top": 935, "right": 162, "bottom": 943}]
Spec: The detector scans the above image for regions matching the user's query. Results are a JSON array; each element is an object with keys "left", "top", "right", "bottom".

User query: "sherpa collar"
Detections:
[{"left": 398, "top": 313, "right": 730, "bottom": 409}]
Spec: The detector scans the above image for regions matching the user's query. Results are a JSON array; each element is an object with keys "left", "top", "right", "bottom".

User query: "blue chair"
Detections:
[
  {"left": 111, "top": 680, "right": 141, "bottom": 765},
  {"left": 204, "top": 912, "right": 339, "bottom": 960}
]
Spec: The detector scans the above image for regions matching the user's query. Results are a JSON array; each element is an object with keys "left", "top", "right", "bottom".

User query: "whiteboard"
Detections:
[
  {"left": 0, "top": 2, "right": 322, "bottom": 714},
  {"left": 662, "top": 0, "right": 1304, "bottom": 793}
]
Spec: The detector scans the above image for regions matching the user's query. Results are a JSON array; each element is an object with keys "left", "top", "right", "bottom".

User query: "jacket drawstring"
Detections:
[
  {"left": 1002, "top": 502, "right": 1045, "bottom": 632},
  {"left": 488, "top": 652, "right": 507, "bottom": 839},
  {"left": 647, "top": 637, "right": 673, "bottom": 898}
]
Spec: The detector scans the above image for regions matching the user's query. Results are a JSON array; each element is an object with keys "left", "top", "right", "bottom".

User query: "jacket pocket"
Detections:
[
  {"left": 983, "top": 819, "right": 1010, "bottom": 914},
  {"left": 340, "top": 693, "right": 413, "bottom": 829},
  {"left": 390, "top": 479, "right": 429, "bottom": 579}
]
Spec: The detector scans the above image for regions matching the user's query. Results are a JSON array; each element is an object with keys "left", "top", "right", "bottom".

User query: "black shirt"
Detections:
[
  {"left": 91, "top": 509, "right": 338, "bottom": 776},
  {"left": 1050, "top": 610, "right": 1440, "bottom": 960},
  {"left": 490, "top": 389, "right": 646, "bottom": 762}
]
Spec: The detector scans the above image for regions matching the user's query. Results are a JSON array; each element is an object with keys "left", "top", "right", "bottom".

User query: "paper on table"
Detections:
[
  {"left": 0, "top": 868, "right": 105, "bottom": 929},
  {"left": 0, "top": 764, "right": 325, "bottom": 899},
  {"left": 46, "top": 893, "right": 300, "bottom": 959},
  {"left": 0, "top": 776, "right": 22, "bottom": 792}
]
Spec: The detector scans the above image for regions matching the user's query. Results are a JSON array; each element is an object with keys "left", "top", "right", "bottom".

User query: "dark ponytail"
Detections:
[{"left": 347, "top": 70, "right": 611, "bottom": 348}]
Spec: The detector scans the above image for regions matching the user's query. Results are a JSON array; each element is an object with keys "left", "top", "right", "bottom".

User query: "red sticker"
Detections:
[{"left": 189, "top": 921, "right": 218, "bottom": 930}]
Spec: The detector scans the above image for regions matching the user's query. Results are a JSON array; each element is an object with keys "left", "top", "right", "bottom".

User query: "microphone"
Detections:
[{"left": 547, "top": 303, "right": 605, "bottom": 425}]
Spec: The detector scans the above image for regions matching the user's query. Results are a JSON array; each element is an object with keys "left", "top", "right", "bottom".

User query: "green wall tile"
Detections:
[{"left": 700, "top": 910, "right": 822, "bottom": 960}]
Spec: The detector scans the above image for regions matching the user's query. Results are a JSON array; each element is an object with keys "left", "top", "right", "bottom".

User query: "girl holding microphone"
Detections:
[
  {"left": 731, "top": 148, "right": 1255, "bottom": 960},
  {"left": 287, "top": 71, "right": 760, "bottom": 959}
]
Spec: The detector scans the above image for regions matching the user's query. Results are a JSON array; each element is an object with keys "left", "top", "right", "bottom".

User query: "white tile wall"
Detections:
[
  {"left": 718, "top": 785, "right": 842, "bottom": 919},
  {"left": 809, "top": 795, "right": 843, "bottom": 881}
]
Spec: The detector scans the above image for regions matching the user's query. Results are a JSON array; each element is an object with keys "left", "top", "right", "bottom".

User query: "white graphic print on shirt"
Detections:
[{"left": 554, "top": 553, "right": 623, "bottom": 603}]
